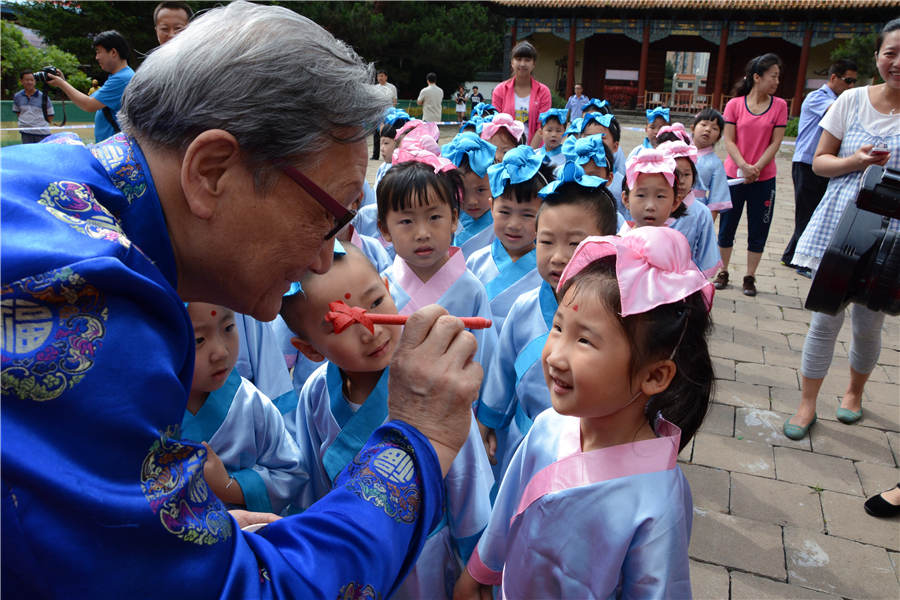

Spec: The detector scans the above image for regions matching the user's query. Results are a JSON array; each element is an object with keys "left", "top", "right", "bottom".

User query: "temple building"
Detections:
[{"left": 491, "top": 0, "right": 898, "bottom": 115}]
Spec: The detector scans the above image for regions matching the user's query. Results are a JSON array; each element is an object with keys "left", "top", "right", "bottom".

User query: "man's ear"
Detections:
[
  {"left": 291, "top": 336, "right": 325, "bottom": 363},
  {"left": 180, "top": 129, "right": 243, "bottom": 220},
  {"left": 637, "top": 359, "right": 677, "bottom": 398}
]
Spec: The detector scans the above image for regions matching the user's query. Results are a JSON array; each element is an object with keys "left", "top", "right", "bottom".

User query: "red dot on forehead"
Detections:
[
  {"left": 344, "top": 293, "right": 352, "bottom": 299},
  {"left": 210, "top": 310, "right": 217, "bottom": 316},
  {"left": 573, "top": 305, "right": 578, "bottom": 312}
]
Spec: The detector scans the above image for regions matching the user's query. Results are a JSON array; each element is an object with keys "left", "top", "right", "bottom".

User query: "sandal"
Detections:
[{"left": 713, "top": 270, "right": 729, "bottom": 290}]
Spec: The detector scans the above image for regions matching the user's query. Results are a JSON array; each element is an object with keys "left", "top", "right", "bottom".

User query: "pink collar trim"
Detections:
[
  {"left": 697, "top": 146, "right": 715, "bottom": 156},
  {"left": 393, "top": 247, "right": 465, "bottom": 315}
]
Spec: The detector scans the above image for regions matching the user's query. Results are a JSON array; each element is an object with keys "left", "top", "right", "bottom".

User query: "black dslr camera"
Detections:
[
  {"left": 805, "top": 165, "right": 900, "bottom": 316},
  {"left": 33, "top": 66, "right": 60, "bottom": 83}
]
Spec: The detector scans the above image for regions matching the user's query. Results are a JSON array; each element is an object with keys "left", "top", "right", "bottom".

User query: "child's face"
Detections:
[
  {"left": 461, "top": 171, "right": 492, "bottom": 219},
  {"left": 380, "top": 189, "right": 458, "bottom": 282},
  {"left": 624, "top": 173, "right": 679, "bottom": 227},
  {"left": 582, "top": 160, "right": 609, "bottom": 180},
  {"left": 674, "top": 157, "right": 694, "bottom": 203},
  {"left": 645, "top": 117, "right": 668, "bottom": 147},
  {"left": 380, "top": 136, "right": 397, "bottom": 163},
  {"left": 692, "top": 119, "right": 721, "bottom": 149},
  {"left": 541, "top": 120, "right": 565, "bottom": 150},
  {"left": 490, "top": 130, "right": 517, "bottom": 162},
  {"left": 581, "top": 122, "right": 618, "bottom": 151},
  {"left": 188, "top": 303, "right": 239, "bottom": 395},
  {"left": 536, "top": 203, "right": 605, "bottom": 290},
  {"left": 492, "top": 194, "right": 540, "bottom": 260},
  {"left": 291, "top": 253, "right": 401, "bottom": 374},
  {"left": 542, "top": 285, "right": 638, "bottom": 419}
]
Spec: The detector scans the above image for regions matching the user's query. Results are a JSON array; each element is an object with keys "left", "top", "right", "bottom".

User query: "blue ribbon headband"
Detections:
[
  {"left": 383, "top": 108, "right": 411, "bottom": 127},
  {"left": 562, "top": 133, "right": 608, "bottom": 169},
  {"left": 645, "top": 106, "right": 670, "bottom": 124},
  {"left": 458, "top": 115, "right": 484, "bottom": 135},
  {"left": 539, "top": 108, "right": 568, "bottom": 126},
  {"left": 579, "top": 112, "right": 614, "bottom": 134},
  {"left": 441, "top": 131, "right": 497, "bottom": 178},
  {"left": 565, "top": 117, "right": 583, "bottom": 137},
  {"left": 583, "top": 98, "right": 610, "bottom": 114},
  {"left": 487, "top": 145, "right": 545, "bottom": 198},
  {"left": 471, "top": 102, "right": 498, "bottom": 118},
  {"left": 283, "top": 240, "right": 346, "bottom": 297},
  {"left": 538, "top": 161, "right": 607, "bottom": 198}
]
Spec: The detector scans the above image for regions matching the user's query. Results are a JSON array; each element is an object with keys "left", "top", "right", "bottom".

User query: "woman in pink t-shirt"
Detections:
[{"left": 714, "top": 53, "right": 787, "bottom": 296}]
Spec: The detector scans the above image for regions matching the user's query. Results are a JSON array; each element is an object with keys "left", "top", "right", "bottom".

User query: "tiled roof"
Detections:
[{"left": 493, "top": 0, "right": 898, "bottom": 9}]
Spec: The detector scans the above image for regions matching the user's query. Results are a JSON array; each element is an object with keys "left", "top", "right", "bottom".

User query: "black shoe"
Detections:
[
  {"left": 742, "top": 275, "right": 757, "bottom": 296},
  {"left": 864, "top": 484, "right": 900, "bottom": 518}
]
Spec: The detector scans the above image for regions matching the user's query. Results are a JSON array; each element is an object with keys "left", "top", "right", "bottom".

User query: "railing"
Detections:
[{"left": 642, "top": 92, "right": 794, "bottom": 115}]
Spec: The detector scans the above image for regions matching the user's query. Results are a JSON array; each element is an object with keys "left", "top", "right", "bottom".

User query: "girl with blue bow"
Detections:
[
  {"left": 560, "top": 133, "right": 627, "bottom": 229},
  {"left": 630, "top": 106, "right": 671, "bottom": 161},
  {"left": 442, "top": 131, "right": 499, "bottom": 259},
  {"left": 374, "top": 108, "right": 411, "bottom": 189},
  {"left": 580, "top": 111, "right": 626, "bottom": 179}
]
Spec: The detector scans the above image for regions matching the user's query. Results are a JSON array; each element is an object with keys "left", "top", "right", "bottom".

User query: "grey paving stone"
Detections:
[
  {"left": 730, "top": 571, "right": 840, "bottom": 599},
  {"left": 678, "top": 436, "right": 694, "bottom": 463},
  {"left": 890, "top": 551, "right": 900, "bottom": 585},
  {"left": 712, "top": 356, "right": 736, "bottom": 382},
  {"left": 810, "top": 420, "right": 895, "bottom": 466},
  {"left": 880, "top": 348, "right": 900, "bottom": 367},
  {"left": 736, "top": 362, "right": 799, "bottom": 391},
  {"left": 858, "top": 400, "right": 900, "bottom": 434},
  {"left": 715, "top": 379, "right": 770, "bottom": 410},
  {"left": 731, "top": 472, "right": 824, "bottom": 530},
  {"left": 774, "top": 446, "right": 862, "bottom": 495},
  {"left": 784, "top": 526, "right": 900, "bottom": 599},
  {"left": 733, "top": 299, "right": 784, "bottom": 321},
  {"left": 682, "top": 463, "right": 729, "bottom": 513},
  {"left": 689, "top": 560, "right": 729, "bottom": 600},
  {"left": 866, "top": 380, "right": 900, "bottom": 405},
  {"left": 709, "top": 323, "right": 734, "bottom": 343},
  {"left": 689, "top": 508, "right": 785, "bottom": 580},
  {"left": 821, "top": 490, "right": 900, "bottom": 551},
  {"left": 856, "top": 461, "right": 900, "bottom": 497},
  {"left": 757, "top": 316, "right": 811, "bottom": 336},
  {"left": 711, "top": 309, "right": 752, "bottom": 328},
  {"left": 710, "top": 339, "right": 764, "bottom": 364},
  {"left": 740, "top": 327, "right": 792, "bottom": 351},
  {"left": 693, "top": 432, "right": 775, "bottom": 478},
  {"left": 735, "top": 407, "right": 811, "bottom": 450},
  {"left": 755, "top": 293, "right": 804, "bottom": 310},
  {"left": 762, "top": 346, "right": 803, "bottom": 370},
  {"left": 867, "top": 364, "right": 898, "bottom": 385},
  {"left": 889, "top": 431, "right": 900, "bottom": 465},
  {"left": 700, "top": 402, "right": 734, "bottom": 437},
  {"left": 769, "top": 387, "right": 844, "bottom": 423},
  {"left": 781, "top": 306, "right": 813, "bottom": 324}
]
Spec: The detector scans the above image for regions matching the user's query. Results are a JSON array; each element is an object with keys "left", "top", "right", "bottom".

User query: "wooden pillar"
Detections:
[
  {"left": 566, "top": 17, "right": 576, "bottom": 98},
  {"left": 792, "top": 27, "right": 813, "bottom": 117},
  {"left": 636, "top": 22, "right": 650, "bottom": 108},
  {"left": 712, "top": 22, "right": 729, "bottom": 110}
]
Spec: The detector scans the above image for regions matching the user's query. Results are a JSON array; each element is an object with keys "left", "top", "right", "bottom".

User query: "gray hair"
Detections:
[{"left": 119, "top": 1, "right": 386, "bottom": 172}]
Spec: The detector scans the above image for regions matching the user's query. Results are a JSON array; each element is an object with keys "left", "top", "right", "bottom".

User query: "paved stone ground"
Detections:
[{"left": 366, "top": 117, "right": 900, "bottom": 599}]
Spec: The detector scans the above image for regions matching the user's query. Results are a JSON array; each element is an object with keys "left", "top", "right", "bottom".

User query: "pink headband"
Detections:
[
  {"left": 657, "top": 122, "right": 692, "bottom": 145},
  {"left": 395, "top": 119, "right": 441, "bottom": 154},
  {"left": 392, "top": 146, "right": 456, "bottom": 173},
  {"left": 480, "top": 113, "right": 525, "bottom": 143},
  {"left": 625, "top": 148, "right": 677, "bottom": 189},
  {"left": 657, "top": 140, "right": 699, "bottom": 165},
  {"left": 557, "top": 227, "right": 714, "bottom": 316}
]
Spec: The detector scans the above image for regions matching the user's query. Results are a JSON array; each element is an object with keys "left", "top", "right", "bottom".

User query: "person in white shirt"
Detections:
[
  {"left": 417, "top": 72, "right": 444, "bottom": 123},
  {"left": 372, "top": 69, "right": 398, "bottom": 159}
]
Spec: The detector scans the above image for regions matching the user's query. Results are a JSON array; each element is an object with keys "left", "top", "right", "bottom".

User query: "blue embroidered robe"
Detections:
[
  {"left": 1, "top": 133, "right": 445, "bottom": 598},
  {"left": 465, "top": 239, "right": 541, "bottom": 333},
  {"left": 289, "top": 363, "right": 494, "bottom": 600}
]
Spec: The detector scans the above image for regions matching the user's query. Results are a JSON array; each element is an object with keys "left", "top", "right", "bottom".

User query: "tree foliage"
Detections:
[
  {"left": 1, "top": 20, "right": 90, "bottom": 99},
  {"left": 831, "top": 33, "right": 879, "bottom": 84}
]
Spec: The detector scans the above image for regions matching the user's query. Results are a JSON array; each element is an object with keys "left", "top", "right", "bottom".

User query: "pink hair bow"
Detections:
[
  {"left": 396, "top": 119, "right": 441, "bottom": 154},
  {"left": 392, "top": 146, "right": 456, "bottom": 173},
  {"left": 657, "top": 122, "right": 692, "bottom": 145},
  {"left": 480, "top": 112, "right": 525, "bottom": 143},
  {"left": 557, "top": 227, "right": 714, "bottom": 316},
  {"left": 657, "top": 140, "right": 699, "bottom": 165},
  {"left": 625, "top": 148, "right": 677, "bottom": 189}
]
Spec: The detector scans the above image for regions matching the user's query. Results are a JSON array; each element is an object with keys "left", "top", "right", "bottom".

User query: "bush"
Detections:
[{"left": 785, "top": 116, "right": 799, "bottom": 138}]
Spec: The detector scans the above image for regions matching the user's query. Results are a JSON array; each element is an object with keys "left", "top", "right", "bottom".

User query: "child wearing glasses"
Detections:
[{"left": 280, "top": 242, "right": 493, "bottom": 599}]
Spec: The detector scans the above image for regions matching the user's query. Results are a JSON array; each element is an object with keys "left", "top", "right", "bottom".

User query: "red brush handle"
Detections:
[
  {"left": 325, "top": 300, "right": 492, "bottom": 333},
  {"left": 366, "top": 313, "right": 492, "bottom": 329}
]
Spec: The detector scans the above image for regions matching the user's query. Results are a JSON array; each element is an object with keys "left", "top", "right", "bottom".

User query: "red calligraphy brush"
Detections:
[{"left": 325, "top": 301, "right": 492, "bottom": 334}]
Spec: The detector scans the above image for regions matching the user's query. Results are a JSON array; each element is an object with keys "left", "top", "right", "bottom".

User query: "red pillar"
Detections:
[
  {"left": 636, "top": 22, "right": 650, "bottom": 108},
  {"left": 510, "top": 19, "right": 517, "bottom": 49},
  {"left": 567, "top": 17, "right": 576, "bottom": 98},
  {"left": 712, "top": 22, "right": 728, "bottom": 111},
  {"left": 792, "top": 27, "right": 813, "bottom": 117}
]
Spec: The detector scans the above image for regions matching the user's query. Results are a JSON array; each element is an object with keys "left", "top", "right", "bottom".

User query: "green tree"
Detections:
[
  {"left": 1, "top": 20, "right": 90, "bottom": 99},
  {"left": 831, "top": 33, "right": 879, "bottom": 84},
  {"left": 664, "top": 60, "right": 675, "bottom": 92}
]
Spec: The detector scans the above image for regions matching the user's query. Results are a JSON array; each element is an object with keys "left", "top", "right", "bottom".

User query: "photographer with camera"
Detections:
[
  {"left": 46, "top": 30, "right": 134, "bottom": 142},
  {"left": 12, "top": 70, "right": 54, "bottom": 144},
  {"left": 784, "top": 20, "right": 899, "bottom": 456}
]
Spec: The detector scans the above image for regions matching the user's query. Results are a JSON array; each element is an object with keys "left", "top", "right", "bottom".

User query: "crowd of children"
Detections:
[{"left": 178, "top": 95, "right": 729, "bottom": 597}]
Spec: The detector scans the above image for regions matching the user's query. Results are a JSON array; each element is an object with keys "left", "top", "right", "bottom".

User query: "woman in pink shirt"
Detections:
[
  {"left": 491, "top": 41, "right": 552, "bottom": 148},
  {"left": 714, "top": 53, "right": 787, "bottom": 296}
]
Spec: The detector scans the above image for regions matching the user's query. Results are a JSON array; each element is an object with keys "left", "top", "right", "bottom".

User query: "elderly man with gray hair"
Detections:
[{"left": 1, "top": 2, "right": 482, "bottom": 597}]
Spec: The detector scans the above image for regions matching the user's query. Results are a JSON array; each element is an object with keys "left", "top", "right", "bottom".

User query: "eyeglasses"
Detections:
[
  {"left": 276, "top": 160, "right": 357, "bottom": 240},
  {"left": 841, "top": 77, "right": 857, "bottom": 85}
]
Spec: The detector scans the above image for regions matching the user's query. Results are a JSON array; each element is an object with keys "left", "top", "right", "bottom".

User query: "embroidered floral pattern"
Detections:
[
  {"left": 342, "top": 430, "right": 420, "bottom": 524},
  {"left": 90, "top": 134, "right": 148, "bottom": 204},
  {"left": 337, "top": 582, "right": 381, "bottom": 600},
  {"left": 38, "top": 180, "right": 131, "bottom": 249},
  {"left": 42, "top": 132, "right": 85, "bottom": 146},
  {"left": 140, "top": 425, "right": 232, "bottom": 546},
  {"left": 2, "top": 268, "right": 108, "bottom": 402}
]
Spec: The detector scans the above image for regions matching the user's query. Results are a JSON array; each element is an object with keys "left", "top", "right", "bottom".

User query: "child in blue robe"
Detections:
[
  {"left": 181, "top": 302, "right": 306, "bottom": 516},
  {"left": 378, "top": 158, "right": 498, "bottom": 376},
  {"left": 466, "top": 145, "right": 545, "bottom": 332},
  {"left": 580, "top": 103, "right": 626, "bottom": 179},
  {"left": 628, "top": 105, "right": 670, "bottom": 161},
  {"left": 374, "top": 108, "right": 411, "bottom": 191},
  {"left": 537, "top": 108, "right": 567, "bottom": 167},
  {"left": 441, "top": 131, "right": 498, "bottom": 258},
  {"left": 280, "top": 245, "right": 493, "bottom": 600},
  {"left": 476, "top": 162, "right": 619, "bottom": 481},
  {"left": 559, "top": 132, "right": 628, "bottom": 228},
  {"left": 692, "top": 107, "right": 732, "bottom": 219},
  {"left": 233, "top": 313, "right": 297, "bottom": 414},
  {"left": 457, "top": 227, "right": 714, "bottom": 598}
]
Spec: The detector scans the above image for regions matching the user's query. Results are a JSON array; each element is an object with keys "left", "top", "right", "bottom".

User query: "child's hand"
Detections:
[
  {"left": 453, "top": 569, "right": 492, "bottom": 600},
  {"left": 478, "top": 422, "right": 497, "bottom": 465},
  {"left": 202, "top": 442, "right": 245, "bottom": 505}
]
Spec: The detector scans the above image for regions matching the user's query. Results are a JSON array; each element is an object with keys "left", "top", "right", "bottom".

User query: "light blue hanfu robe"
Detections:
[
  {"left": 543, "top": 145, "right": 565, "bottom": 168},
  {"left": 467, "top": 410, "right": 693, "bottom": 599},
  {"left": 181, "top": 370, "right": 307, "bottom": 515},
  {"left": 383, "top": 247, "right": 498, "bottom": 378},
  {"left": 353, "top": 203, "right": 395, "bottom": 260},
  {"left": 360, "top": 180, "right": 376, "bottom": 208},
  {"left": 233, "top": 314, "right": 296, "bottom": 415},
  {"left": 465, "top": 239, "right": 541, "bottom": 333},
  {"left": 609, "top": 170, "right": 632, "bottom": 221},
  {"left": 349, "top": 226, "right": 392, "bottom": 275},
  {"left": 476, "top": 281, "right": 556, "bottom": 482},
  {"left": 696, "top": 146, "right": 732, "bottom": 213},
  {"left": 613, "top": 146, "right": 627, "bottom": 179},
  {"left": 374, "top": 161, "right": 391, "bottom": 190},
  {"left": 455, "top": 210, "right": 495, "bottom": 259},
  {"left": 289, "top": 363, "right": 494, "bottom": 600}
]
